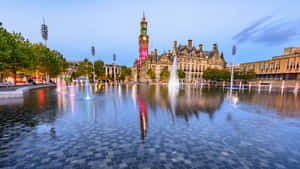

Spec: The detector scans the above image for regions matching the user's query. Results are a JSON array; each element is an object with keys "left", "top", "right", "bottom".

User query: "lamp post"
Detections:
[
  {"left": 230, "top": 45, "right": 236, "bottom": 98},
  {"left": 41, "top": 18, "right": 48, "bottom": 83},
  {"left": 188, "top": 47, "right": 192, "bottom": 84},
  {"left": 113, "top": 53, "right": 116, "bottom": 84},
  {"left": 41, "top": 18, "right": 48, "bottom": 47},
  {"left": 91, "top": 45, "right": 95, "bottom": 83}
]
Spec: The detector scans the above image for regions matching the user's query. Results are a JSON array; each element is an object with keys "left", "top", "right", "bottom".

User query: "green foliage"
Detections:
[
  {"left": 160, "top": 67, "right": 170, "bottom": 80},
  {"left": 77, "top": 58, "right": 93, "bottom": 79},
  {"left": 0, "top": 22, "right": 67, "bottom": 84},
  {"left": 119, "top": 66, "right": 131, "bottom": 80},
  {"left": 203, "top": 68, "right": 231, "bottom": 81},
  {"left": 177, "top": 69, "right": 186, "bottom": 79},
  {"left": 94, "top": 60, "right": 105, "bottom": 78},
  {"left": 203, "top": 68, "right": 256, "bottom": 81},
  {"left": 146, "top": 68, "right": 156, "bottom": 79},
  {"left": 234, "top": 70, "right": 256, "bottom": 80}
]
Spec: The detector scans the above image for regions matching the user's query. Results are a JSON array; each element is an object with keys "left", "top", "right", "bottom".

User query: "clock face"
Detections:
[{"left": 143, "top": 36, "right": 146, "bottom": 40}]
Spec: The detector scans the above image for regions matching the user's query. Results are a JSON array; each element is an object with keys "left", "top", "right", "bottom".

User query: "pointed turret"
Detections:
[
  {"left": 213, "top": 43, "right": 219, "bottom": 56},
  {"left": 220, "top": 51, "right": 224, "bottom": 59},
  {"left": 172, "top": 41, "right": 177, "bottom": 55}
]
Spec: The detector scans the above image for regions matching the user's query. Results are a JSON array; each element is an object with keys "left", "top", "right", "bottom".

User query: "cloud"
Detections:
[{"left": 233, "top": 16, "right": 300, "bottom": 46}]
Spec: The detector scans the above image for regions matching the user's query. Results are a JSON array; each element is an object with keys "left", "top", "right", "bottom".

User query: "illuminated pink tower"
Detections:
[{"left": 139, "top": 12, "right": 149, "bottom": 62}]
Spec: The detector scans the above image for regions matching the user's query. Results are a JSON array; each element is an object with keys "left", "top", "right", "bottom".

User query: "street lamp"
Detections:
[
  {"left": 41, "top": 18, "right": 48, "bottom": 47},
  {"left": 41, "top": 18, "right": 48, "bottom": 83},
  {"left": 230, "top": 44, "right": 236, "bottom": 97},
  {"left": 113, "top": 53, "right": 116, "bottom": 84},
  {"left": 91, "top": 45, "right": 95, "bottom": 83},
  {"left": 188, "top": 46, "right": 192, "bottom": 84}
]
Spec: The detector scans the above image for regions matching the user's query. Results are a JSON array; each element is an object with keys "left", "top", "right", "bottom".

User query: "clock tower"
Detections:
[{"left": 139, "top": 12, "right": 149, "bottom": 61}]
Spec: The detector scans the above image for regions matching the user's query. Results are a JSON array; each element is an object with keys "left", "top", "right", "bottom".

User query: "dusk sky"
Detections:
[{"left": 1, "top": 0, "right": 300, "bottom": 66}]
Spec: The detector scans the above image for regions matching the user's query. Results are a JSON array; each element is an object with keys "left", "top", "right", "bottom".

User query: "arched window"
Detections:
[
  {"left": 297, "top": 60, "right": 300, "bottom": 69},
  {"left": 290, "top": 61, "right": 294, "bottom": 69}
]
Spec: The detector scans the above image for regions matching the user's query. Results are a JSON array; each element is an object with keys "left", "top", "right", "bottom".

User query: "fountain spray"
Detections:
[
  {"left": 168, "top": 52, "right": 180, "bottom": 115},
  {"left": 56, "top": 77, "right": 61, "bottom": 93},
  {"left": 84, "top": 78, "right": 92, "bottom": 100},
  {"left": 70, "top": 81, "right": 75, "bottom": 97}
]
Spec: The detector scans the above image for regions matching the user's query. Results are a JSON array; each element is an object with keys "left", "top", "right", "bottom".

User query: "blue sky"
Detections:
[{"left": 1, "top": 0, "right": 300, "bottom": 66}]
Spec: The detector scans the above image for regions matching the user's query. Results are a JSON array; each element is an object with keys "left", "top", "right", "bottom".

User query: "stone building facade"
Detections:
[
  {"left": 239, "top": 47, "right": 300, "bottom": 80},
  {"left": 104, "top": 63, "right": 120, "bottom": 78},
  {"left": 132, "top": 40, "right": 226, "bottom": 82}
]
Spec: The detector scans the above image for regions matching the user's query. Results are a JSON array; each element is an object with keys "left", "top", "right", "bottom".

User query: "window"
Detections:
[
  {"left": 265, "top": 63, "right": 268, "bottom": 71},
  {"left": 297, "top": 60, "right": 300, "bottom": 69},
  {"left": 287, "top": 61, "right": 289, "bottom": 69},
  {"left": 290, "top": 61, "right": 294, "bottom": 69},
  {"left": 260, "top": 63, "right": 264, "bottom": 71},
  {"left": 270, "top": 63, "right": 273, "bottom": 71}
]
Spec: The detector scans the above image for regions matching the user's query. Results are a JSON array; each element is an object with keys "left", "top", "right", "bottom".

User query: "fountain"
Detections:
[
  {"left": 168, "top": 54, "right": 179, "bottom": 115},
  {"left": 61, "top": 79, "right": 67, "bottom": 94},
  {"left": 84, "top": 78, "right": 92, "bottom": 100},
  {"left": 69, "top": 81, "right": 75, "bottom": 97},
  {"left": 56, "top": 77, "right": 61, "bottom": 92}
]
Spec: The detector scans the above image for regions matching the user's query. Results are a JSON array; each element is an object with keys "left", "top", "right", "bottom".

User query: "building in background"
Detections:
[
  {"left": 239, "top": 47, "right": 300, "bottom": 80},
  {"left": 132, "top": 14, "right": 226, "bottom": 83},
  {"left": 133, "top": 40, "right": 226, "bottom": 82},
  {"left": 139, "top": 13, "right": 149, "bottom": 62},
  {"left": 66, "top": 61, "right": 80, "bottom": 78},
  {"left": 104, "top": 63, "right": 120, "bottom": 78}
]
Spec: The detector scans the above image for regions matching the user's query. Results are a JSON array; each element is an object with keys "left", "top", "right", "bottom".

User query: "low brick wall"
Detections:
[{"left": 0, "top": 84, "right": 55, "bottom": 98}]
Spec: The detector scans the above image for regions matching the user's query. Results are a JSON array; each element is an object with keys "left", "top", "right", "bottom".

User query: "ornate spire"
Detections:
[
  {"left": 220, "top": 51, "right": 224, "bottom": 59},
  {"left": 142, "top": 11, "right": 146, "bottom": 21}
]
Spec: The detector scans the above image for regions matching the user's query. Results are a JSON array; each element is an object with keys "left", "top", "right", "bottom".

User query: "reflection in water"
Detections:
[
  {"left": 131, "top": 84, "right": 137, "bottom": 108},
  {"left": 138, "top": 85, "right": 224, "bottom": 122},
  {"left": 238, "top": 91, "right": 300, "bottom": 117},
  {"left": 1, "top": 85, "right": 300, "bottom": 169},
  {"left": 57, "top": 92, "right": 61, "bottom": 112},
  {"left": 39, "top": 90, "right": 45, "bottom": 111},
  {"left": 71, "top": 95, "right": 74, "bottom": 114},
  {"left": 69, "top": 82, "right": 75, "bottom": 97},
  {"left": 138, "top": 87, "right": 148, "bottom": 142}
]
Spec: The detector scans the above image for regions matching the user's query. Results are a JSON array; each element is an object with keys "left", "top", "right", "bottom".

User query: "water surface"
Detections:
[{"left": 0, "top": 84, "right": 300, "bottom": 169}]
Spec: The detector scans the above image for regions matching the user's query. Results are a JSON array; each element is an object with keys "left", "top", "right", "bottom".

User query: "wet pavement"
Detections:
[{"left": 0, "top": 84, "right": 300, "bottom": 169}]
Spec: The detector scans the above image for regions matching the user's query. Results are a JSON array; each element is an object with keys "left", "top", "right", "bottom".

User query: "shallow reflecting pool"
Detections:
[{"left": 0, "top": 84, "right": 300, "bottom": 169}]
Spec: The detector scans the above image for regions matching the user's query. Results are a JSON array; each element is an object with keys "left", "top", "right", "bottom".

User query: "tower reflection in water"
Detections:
[{"left": 138, "top": 88, "right": 148, "bottom": 142}]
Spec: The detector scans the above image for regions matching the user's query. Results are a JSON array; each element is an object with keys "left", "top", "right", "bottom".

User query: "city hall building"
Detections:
[
  {"left": 239, "top": 47, "right": 300, "bottom": 80},
  {"left": 132, "top": 14, "right": 226, "bottom": 83}
]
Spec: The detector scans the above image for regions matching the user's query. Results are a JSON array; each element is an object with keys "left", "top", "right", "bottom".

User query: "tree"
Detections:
[
  {"left": 146, "top": 68, "right": 156, "bottom": 79},
  {"left": 246, "top": 70, "right": 256, "bottom": 80},
  {"left": 77, "top": 58, "right": 93, "bottom": 79},
  {"left": 177, "top": 69, "right": 185, "bottom": 79},
  {"left": 160, "top": 67, "right": 170, "bottom": 80},
  {"left": 119, "top": 66, "right": 131, "bottom": 80},
  {"left": 94, "top": 60, "right": 105, "bottom": 78},
  {"left": 0, "top": 23, "right": 68, "bottom": 84},
  {"left": 0, "top": 31, "right": 31, "bottom": 85},
  {"left": 234, "top": 69, "right": 256, "bottom": 81},
  {"left": 203, "top": 68, "right": 230, "bottom": 81}
]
